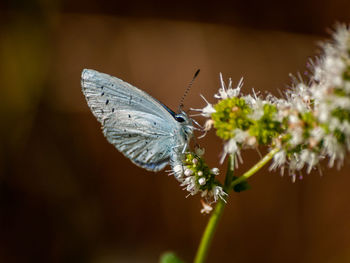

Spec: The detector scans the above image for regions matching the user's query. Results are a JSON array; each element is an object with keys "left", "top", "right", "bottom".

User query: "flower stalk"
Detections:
[
  {"left": 193, "top": 154, "right": 233, "bottom": 263},
  {"left": 230, "top": 147, "right": 280, "bottom": 189},
  {"left": 193, "top": 147, "right": 279, "bottom": 263},
  {"left": 193, "top": 199, "right": 226, "bottom": 263}
]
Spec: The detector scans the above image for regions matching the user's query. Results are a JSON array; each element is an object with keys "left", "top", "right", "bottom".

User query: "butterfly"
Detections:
[{"left": 81, "top": 69, "right": 194, "bottom": 172}]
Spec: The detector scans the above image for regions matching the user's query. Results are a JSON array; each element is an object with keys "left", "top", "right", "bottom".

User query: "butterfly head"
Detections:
[
  {"left": 175, "top": 110, "right": 193, "bottom": 140},
  {"left": 174, "top": 69, "right": 199, "bottom": 142}
]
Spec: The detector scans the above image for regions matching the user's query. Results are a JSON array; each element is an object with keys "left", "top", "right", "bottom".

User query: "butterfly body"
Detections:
[{"left": 81, "top": 69, "right": 193, "bottom": 171}]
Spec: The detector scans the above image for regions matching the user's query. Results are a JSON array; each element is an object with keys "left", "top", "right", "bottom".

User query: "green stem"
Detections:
[
  {"left": 224, "top": 153, "right": 235, "bottom": 192},
  {"left": 193, "top": 199, "right": 226, "bottom": 263},
  {"left": 230, "top": 147, "right": 280, "bottom": 189},
  {"left": 193, "top": 148, "right": 280, "bottom": 263},
  {"left": 193, "top": 154, "right": 234, "bottom": 263}
]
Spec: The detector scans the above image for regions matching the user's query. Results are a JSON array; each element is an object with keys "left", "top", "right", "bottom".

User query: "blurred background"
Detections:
[{"left": 1, "top": 0, "right": 350, "bottom": 262}]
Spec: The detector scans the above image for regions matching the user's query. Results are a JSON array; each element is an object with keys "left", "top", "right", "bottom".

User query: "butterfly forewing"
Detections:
[
  {"left": 82, "top": 69, "right": 176, "bottom": 122},
  {"left": 81, "top": 69, "right": 182, "bottom": 171}
]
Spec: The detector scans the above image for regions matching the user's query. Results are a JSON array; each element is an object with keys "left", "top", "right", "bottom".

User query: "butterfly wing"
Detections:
[{"left": 81, "top": 69, "right": 182, "bottom": 171}]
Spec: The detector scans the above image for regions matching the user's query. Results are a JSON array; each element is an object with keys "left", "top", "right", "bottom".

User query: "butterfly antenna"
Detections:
[{"left": 179, "top": 69, "right": 200, "bottom": 111}]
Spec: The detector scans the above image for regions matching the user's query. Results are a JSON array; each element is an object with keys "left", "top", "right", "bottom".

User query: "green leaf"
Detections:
[
  {"left": 232, "top": 176, "right": 251, "bottom": 192},
  {"left": 160, "top": 252, "right": 185, "bottom": 263}
]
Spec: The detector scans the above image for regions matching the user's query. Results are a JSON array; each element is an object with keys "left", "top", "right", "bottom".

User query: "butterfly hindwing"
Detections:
[{"left": 102, "top": 110, "right": 175, "bottom": 171}]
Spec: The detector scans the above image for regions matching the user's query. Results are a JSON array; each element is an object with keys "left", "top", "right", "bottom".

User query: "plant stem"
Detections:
[
  {"left": 193, "top": 148, "right": 280, "bottom": 263},
  {"left": 230, "top": 147, "right": 280, "bottom": 189},
  {"left": 193, "top": 154, "right": 234, "bottom": 263},
  {"left": 224, "top": 153, "right": 235, "bottom": 192},
  {"left": 193, "top": 198, "right": 226, "bottom": 263}
]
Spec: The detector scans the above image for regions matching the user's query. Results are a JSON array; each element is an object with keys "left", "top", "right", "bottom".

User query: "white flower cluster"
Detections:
[
  {"left": 309, "top": 25, "right": 350, "bottom": 167},
  {"left": 170, "top": 149, "right": 227, "bottom": 204},
  {"left": 194, "top": 24, "right": 350, "bottom": 180},
  {"left": 193, "top": 74, "right": 277, "bottom": 165},
  {"left": 274, "top": 24, "right": 350, "bottom": 177}
]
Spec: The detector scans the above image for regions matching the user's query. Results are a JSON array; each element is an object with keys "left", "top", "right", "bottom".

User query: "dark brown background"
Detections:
[{"left": 1, "top": 0, "right": 350, "bottom": 262}]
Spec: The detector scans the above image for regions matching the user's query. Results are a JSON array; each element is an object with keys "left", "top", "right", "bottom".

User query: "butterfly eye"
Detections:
[{"left": 175, "top": 116, "right": 185, "bottom": 123}]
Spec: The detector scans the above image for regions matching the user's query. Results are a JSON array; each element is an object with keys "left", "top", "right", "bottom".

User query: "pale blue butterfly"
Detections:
[{"left": 81, "top": 69, "right": 194, "bottom": 172}]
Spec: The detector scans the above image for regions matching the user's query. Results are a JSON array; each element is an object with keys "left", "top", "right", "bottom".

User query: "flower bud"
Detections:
[
  {"left": 198, "top": 177, "right": 206, "bottom": 185},
  {"left": 211, "top": 168, "right": 220, "bottom": 175}
]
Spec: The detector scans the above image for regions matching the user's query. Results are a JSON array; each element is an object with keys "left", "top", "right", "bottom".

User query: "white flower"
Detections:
[
  {"left": 211, "top": 186, "right": 228, "bottom": 202},
  {"left": 203, "top": 119, "right": 214, "bottom": 132},
  {"left": 323, "top": 134, "right": 345, "bottom": 167},
  {"left": 322, "top": 56, "right": 345, "bottom": 86},
  {"left": 299, "top": 149, "right": 319, "bottom": 174},
  {"left": 227, "top": 77, "right": 244, "bottom": 98},
  {"left": 248, "top": 98, "right": 265, "bottom": 120},
  {"left": 190, "top": 94, "right": 215, "bottom": 117},
  {"left": 215, "top": 73, "right": 244, "bottom": 100},
  {"left": 215, "top": 73, "right": 229, "bottom": 100},
  {"left": 211, "top": 167, "right": 220, "bottom": 175},
  {"left": 201, "top": 103, "right": 216, "bottom": 117},
  {"left": 233, "top": 129, "right": 249, "bottom": 143},
  {"left": 310, "top": 126, "right": 325, "bottom": 143},
  {"left": 225, "top": 138, "right": 239, "bottom": 154},
  {"left": 288, "top": 114, "right": 300, "bottom": 125},
  {"left": 244, "top": 94, "right": 257, "bottom": 106},
  {"left": 172, "top": 164, "right": 184, "bottom": 180},
  {"left": 220, "top": 138, "right": 240, "bottom": 164},
  {"left": 184, "top": 168, "right": 193, "bottom": 176},
  {"left": 200, "top": 199, "right": 213, "bottom": 214},
  {"left": 198, "top": 177, "right": 206, "bottom": 185},
  {"left": 289, "top": 127, "right": 303, "bottom": 146},
  {"left": 246, "top": 136, "right": 257, "bottom": 147},
  {"left": 181, "top": 176, "right": 199, "bottom": 195},
  {"left": 270, "top": 150, "right": 286, "bottom": 171}
]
